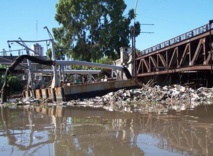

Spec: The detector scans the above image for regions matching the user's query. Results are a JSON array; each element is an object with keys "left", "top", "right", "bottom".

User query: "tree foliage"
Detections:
[
  {"left": 53, "top": 0, "right": 140, "bottom": 62},
  {"left": 0, "top": 74, "right": 25, "bottom": 94},
  {"left": 46, "top": 48, "right": 52, "bottom": 60}
]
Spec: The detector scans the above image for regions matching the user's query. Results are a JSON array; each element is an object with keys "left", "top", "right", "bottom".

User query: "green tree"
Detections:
[
  {"left": 46, "top": 48, "right": 52, "bottom": 60},
  {"left": 0, "top": 74, "right": 25, "bottom": 94},
  {"left": 46, "top": 45, "right": 65, "bottom": 60},
  {"left": 53, "top": 0, "right": 140, "bottom": 62}
]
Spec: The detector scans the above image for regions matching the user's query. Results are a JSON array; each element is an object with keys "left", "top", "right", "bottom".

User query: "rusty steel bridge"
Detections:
[{"left": 135, "top": 20, "right": 213, "bottom": 87}]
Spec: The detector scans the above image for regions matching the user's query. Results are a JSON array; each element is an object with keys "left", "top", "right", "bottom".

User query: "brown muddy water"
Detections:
[{"left": 0, "top": 104, "right": 213, "bottom": 156}]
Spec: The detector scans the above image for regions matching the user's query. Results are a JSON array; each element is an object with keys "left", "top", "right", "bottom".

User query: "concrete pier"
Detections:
[{"left": 23, "top": 79, "right": 138, "bottom": 102}]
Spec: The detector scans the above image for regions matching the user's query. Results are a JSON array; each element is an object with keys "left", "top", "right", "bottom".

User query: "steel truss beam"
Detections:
[{"left": 136, "top": 30, "right": 213, "bottom": 77}]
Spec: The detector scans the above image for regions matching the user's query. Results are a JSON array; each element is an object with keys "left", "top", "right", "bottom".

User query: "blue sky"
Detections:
[{"left": 0, "top": 0, "right": 212, "bottom": 56}]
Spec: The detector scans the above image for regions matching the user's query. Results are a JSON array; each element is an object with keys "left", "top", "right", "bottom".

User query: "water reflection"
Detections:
[{"left": 0, "top": 104, "right": 213, "bottom": 156}]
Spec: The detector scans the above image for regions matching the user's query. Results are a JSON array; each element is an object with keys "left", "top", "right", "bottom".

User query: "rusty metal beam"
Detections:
[
  {"left": 206, "top": 51, "right": 212, "bottom": 64},
  {"left": 190, "top": 38, "right": 205, "bottom": 66},
  {"left": 168, "top": 47, "right": 178, "bottom": 68},
  {"left": 157, "top": 53, "right": 167, "bottom": 68},
  {"left": 137, "top": 65, "right": 213, "bottom": 77},
  {"left": 136, "top": 59, "right": 143, "bottom": 74},
  {"left": 179, "top": 43, "right": 190, "bottom": 67},
  {"left": 149, "top": 56, "right": 157, "bottom": 71},
  {"left": 143, "top": 59, "right": 150, "bottom": 72}
]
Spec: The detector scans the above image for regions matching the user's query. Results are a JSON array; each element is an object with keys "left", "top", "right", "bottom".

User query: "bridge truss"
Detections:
[{"left": 136, "top": 21, "right": 213, "bottom": 87}]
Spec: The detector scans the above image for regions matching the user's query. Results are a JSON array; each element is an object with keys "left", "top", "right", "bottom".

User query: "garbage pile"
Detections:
[
  {"left": 5, "top": 84, "right": 213, "bottom": 113},
  {"left": 67, "top": 84, "right": 213, "bottom": 112}
]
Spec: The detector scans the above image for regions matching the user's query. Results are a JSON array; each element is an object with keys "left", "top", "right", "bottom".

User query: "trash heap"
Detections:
[
  {"left": 7, "top": 84, "right": 213, "bottom": 113},
  {"left": 67, "top": 84, "right": 213, "bottom": 112}
]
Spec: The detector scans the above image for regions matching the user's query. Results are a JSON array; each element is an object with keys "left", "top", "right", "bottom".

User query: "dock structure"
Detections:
[
  {"left": 23, "top": 79, "right": 138, "bottom": 102},
  {"left": 1, "top": 49, "right": 137, "bottom": 103}
]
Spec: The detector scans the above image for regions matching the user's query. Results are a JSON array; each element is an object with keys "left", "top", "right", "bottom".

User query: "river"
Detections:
[{"left": 0, "top": 103, "right": 213, "bottom": 156}]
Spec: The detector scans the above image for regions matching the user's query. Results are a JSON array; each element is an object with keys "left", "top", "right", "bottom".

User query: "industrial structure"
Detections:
[
  {"left": 136, "top": 20, "right": 213, "bottom": 87},
  {"left": 0, "top": 20, "right": 213, "bottom": 103}
]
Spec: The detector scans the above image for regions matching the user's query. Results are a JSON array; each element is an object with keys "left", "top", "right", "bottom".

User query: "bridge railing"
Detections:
[{"left": 141, "top": 22, "right": 213, "bottom": 55}]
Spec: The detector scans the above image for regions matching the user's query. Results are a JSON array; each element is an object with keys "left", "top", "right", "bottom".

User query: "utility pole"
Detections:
[
  {"left": 132, "top": 25, "right": 136, "bottom": 78},
  {"left": 131, "top": 0, "right": 154, "bottom": 77},
  {"left": 132, "top": 0, "right": 138, "bottom": 78},
  {"left": 44, "top": 26, "right": 60, "bottom": 88}
]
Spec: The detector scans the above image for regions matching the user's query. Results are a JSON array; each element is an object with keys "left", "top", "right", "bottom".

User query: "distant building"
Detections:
[
  {"left": 31, "top": 43, "right": 43, "bottom": 56},
  {"left": 2, "top": 49, "right": 7, "bottom": 56}
]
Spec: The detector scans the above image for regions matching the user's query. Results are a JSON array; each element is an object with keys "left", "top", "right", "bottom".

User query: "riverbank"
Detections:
[{"left": 3, "top": 84, "right": 212, "bottom": 114}]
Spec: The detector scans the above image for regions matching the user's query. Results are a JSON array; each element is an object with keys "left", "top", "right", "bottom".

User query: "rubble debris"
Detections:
[
  {"left": 66, "top": 84, "right": 213, "bottom": 112},
  {"left": 5, "top": 84, "right": 213, "bottom": 113}
]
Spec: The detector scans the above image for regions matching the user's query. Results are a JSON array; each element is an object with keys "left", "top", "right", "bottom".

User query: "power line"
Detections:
[{"left": 0, "top": 49, "right": 26, "bottom": 56}]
